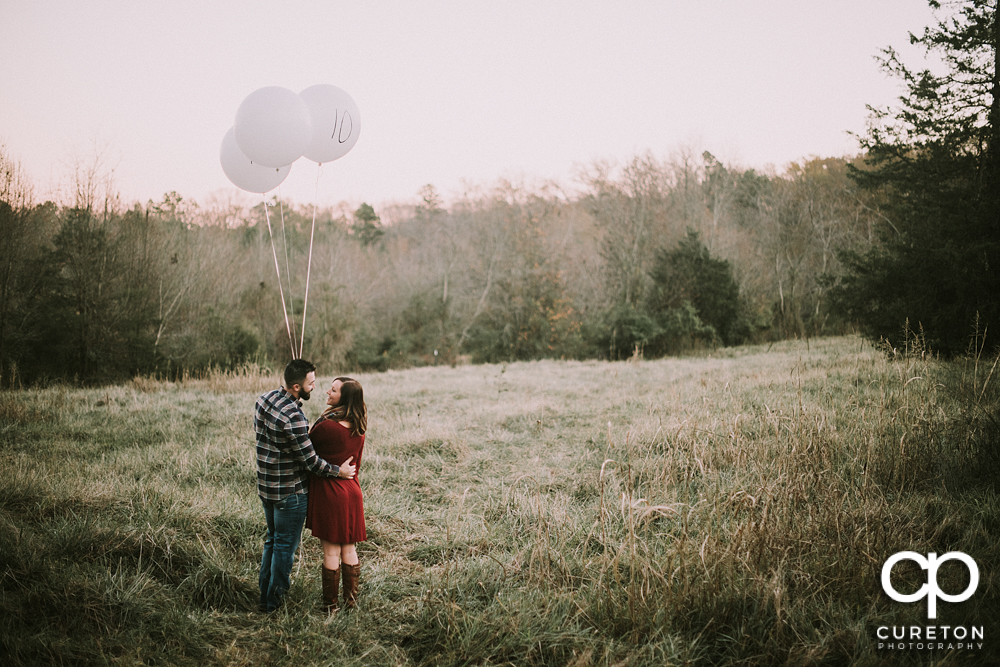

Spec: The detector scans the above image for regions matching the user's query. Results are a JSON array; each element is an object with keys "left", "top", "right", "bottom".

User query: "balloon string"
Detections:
[
  {"left": 300, "top": 163, "right": 323, "bottom": 359},
  {"left": 277, "top": 190, "right": 299, "bottom": 354},
  {"left": 263, "top": 194, "right": 296, "bottom": 359}
]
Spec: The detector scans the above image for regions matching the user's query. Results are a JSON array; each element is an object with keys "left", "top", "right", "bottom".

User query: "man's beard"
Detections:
[{"left": 299, "top": 389, "right": 311, "bottom": 401}]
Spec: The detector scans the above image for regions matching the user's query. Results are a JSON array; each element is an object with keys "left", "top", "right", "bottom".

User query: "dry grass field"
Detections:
[{"left": 1, "top": 336, "right": 998, "bottom": 666}]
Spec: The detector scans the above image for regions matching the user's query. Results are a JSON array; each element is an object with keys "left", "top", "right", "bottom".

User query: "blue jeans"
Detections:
[{"left": 259, "top": 492, "right": 308, "bottom": 612}]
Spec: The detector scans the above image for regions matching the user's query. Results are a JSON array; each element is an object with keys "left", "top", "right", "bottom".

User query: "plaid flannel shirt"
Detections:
[{"left": 254, "top": 387, "right": 340, "bottom": 501}]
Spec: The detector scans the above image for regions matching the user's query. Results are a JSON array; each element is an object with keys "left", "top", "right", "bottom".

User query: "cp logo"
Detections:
[{"left": 881, "top": 551, "right": 979, "bottom": 619}]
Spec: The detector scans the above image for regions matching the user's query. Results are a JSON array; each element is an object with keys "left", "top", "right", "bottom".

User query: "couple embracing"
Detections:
[{"left": 253, "top": 359, "right": 368, "bottom": 614}]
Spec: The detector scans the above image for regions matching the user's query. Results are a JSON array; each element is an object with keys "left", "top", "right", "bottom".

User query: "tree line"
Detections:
[{"left": 0, "top": 147, "right": 884, "bottom": 386}]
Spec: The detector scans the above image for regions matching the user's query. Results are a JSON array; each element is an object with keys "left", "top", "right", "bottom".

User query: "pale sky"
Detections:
[{"left": 0, "top": 1, "right": 938, "bottom": 209}]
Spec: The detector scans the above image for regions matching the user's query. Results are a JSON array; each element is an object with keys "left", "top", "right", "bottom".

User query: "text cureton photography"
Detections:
[
  {"left": 876, "top": 625, "right": 984, "bottom": 652},
  {"left": 876, "top": 551, "right": 986, "bottom": 653}
]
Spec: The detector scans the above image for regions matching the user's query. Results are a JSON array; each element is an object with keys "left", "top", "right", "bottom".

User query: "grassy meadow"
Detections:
[{"left": 1, "top": 336, "right": 998, "bottom": 666}]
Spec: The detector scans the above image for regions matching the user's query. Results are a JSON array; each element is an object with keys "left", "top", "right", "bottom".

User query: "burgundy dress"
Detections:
[{"left": 306, "top": 417, "right": 366, "bottom": 544}]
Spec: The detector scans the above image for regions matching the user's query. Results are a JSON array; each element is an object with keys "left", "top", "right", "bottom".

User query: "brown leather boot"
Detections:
[
  {"left": 342, "top": 562, "right": 360, "bottom": 609},
  {"left": 321, "top": 565, "right": 340, "bottom": 613}
]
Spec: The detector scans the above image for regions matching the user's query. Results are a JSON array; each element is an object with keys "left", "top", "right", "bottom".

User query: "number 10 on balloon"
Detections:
[
  {"left": 300, "top": 84, "right": 360, "bottom": 164},
  {"left": 331, "top": 109, "right": 355, "bottom": 143}
]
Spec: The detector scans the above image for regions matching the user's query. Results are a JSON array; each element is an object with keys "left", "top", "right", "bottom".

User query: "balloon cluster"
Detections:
[{"left": 220, "top": 84, "right": 360, "bottom": 193}]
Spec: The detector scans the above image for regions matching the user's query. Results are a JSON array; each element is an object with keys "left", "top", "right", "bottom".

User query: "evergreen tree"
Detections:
[
  {"left": 351, "top": 202, "right": 384, "bottom": 247},
  {"left": 833, "top": 0, "right": 999, "bottom": 355},
  {"left": 647, "top": 229, "right": 742, "bottom": 347},
  {"left": 29, "top": 207, "right": 160, "bottom": 384}
]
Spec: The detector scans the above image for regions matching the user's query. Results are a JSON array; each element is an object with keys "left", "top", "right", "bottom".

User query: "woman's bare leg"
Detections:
[
  {"left": 321, "top": 540, "right": 342, "bottom": 570},
  {"left": 341, "top": 543, "right": 358, "bottom": 565}
]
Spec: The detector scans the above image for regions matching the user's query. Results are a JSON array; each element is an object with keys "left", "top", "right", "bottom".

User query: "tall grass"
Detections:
[{"left": 1, "top": 336, "right": 996, "bottom": 666}]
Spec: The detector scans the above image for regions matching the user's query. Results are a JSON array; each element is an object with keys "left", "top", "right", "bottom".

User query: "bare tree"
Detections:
[{"left": 581, "top": 154, "right": 670, "bottom": 307}]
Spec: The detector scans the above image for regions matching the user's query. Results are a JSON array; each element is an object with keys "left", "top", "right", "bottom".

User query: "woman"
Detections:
[{"left": 306, "top": 376, "right": 368, "bottom": 612}]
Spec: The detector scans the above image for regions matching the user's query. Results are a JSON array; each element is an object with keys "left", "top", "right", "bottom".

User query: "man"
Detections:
[{"left": 254, "top": 358, "right": 356, "bottom": 613}]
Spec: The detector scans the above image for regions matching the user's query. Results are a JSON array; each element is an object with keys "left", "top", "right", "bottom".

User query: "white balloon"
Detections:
[
  {"left": 220, "top": 127, "right": 291, "bottom": 193},
  {"left": 234, "top": 86, "right": 312, "bottom": 168},
  {"left": 299, "top": 84, "right": 361, "bottom": 164}
]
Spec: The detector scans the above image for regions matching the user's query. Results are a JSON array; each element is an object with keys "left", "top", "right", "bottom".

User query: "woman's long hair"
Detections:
[{"left": 321, "top": 376, "right": 367, "bottom": 436}]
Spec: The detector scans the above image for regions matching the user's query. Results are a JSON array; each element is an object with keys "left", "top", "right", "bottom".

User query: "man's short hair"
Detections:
[{"left": 283, "top": 359, "right": 316, "bottom": 388}]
